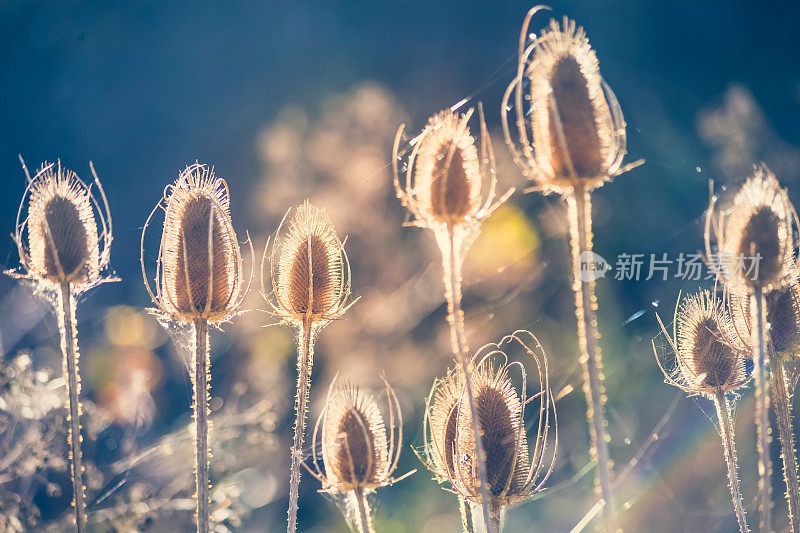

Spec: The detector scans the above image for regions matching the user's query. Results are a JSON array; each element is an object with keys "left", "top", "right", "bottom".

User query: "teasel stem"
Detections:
[
  {"left": 352, "top": 487, "right": 374, "bottom": 533},
  {"left": 713, "top": 389, "right": 749, "bottom": 533},
  {"left": 751, "top": 287, "right": 772, "bottom": 533},
  {"left": 441, "top": 225, "right": 494, "bottom": 532},
  {"left": 459, "top": 497, "right": 475, "bottom": 533},
  {"left": 193, "top": 319, "right": 211, "bottom": 533},
  {"left": 470, "top": 501, "right": 505, "bottom": 533},
  {"left": 566, "top": 186, "right": 617, "bottom": 532},
  {"left": 770, "top": 349, "right": 800, "bottom": 532},
  {"left": 58, "top": 281, "right": 85, "bottom": 533},
  {"left": 288, "top": 318, "right": 314, "bottom": 533}
]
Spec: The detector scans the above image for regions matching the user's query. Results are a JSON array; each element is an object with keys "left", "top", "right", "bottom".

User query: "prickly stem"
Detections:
[
  {"left": 751, "top": 287, "right": 773, "bottom": 533},
  {"left": 58, "top": 282, "right": 85, "bottom": 533},
  {"left": 770, "top": 349, "right": 800, "bottom": 533},
  {"left": 287, "top": 319, "right": 314, "bottom": 533},
  {"left": 353, "top": 487, "right": 374, "bottom": 533},
  {"left": 714, "top": 390, "right": 749, "bottom": 533},
  {"left": 193, "top": 319, "right": 211, "bottom": 533},
  {"left": 567, "top": 186, "right": 618, "bottom": 532}
]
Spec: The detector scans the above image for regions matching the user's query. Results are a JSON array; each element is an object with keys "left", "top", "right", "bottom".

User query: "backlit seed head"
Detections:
[
  {"left": 142, "top": 163, "right": 244, "bottom": 323},
  {"left": 263, "top": 202, "right": 352, "bottom": 325},
  {"left": 711, "top": 165, "right": 796, "bottom": 291},
  {"left": 393, "top": 105, "right": 512, "bottom": 232},
  {"left": 311, "top": 380, "right": 404, "bottom": 495},
  {"left": 421, "top": 331, "right": 556, "bottom": 509},
  {"left": 657, "top": 291, "right": 748, "bottom": 396},
  {"left": 11, "top": 160, "right": 113, "bottom": 291},
  {"left": 731, "top": 278, "right": 800, "bottom": 358},
  {"left": 502, "top": 12, "right": 637, "bottom": 194}
]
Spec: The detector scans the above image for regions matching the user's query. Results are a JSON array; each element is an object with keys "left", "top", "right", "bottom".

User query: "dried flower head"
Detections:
[
  {"left": 731, "top": 278, "right": 800, "bottom": 358},
  {"left": 393, "top": 104, "right": 513, "bottom": 231},
  {"left": 421, "top": 331, "right": 556, "bottom": 512},
  {"left": 10, "top": 160, "right": 113, "bottom": 291},
  {"left": 502, "top": 10, "right": 640, "bottom": 194},
  {"left": 706, "top": 165, "right": 797, "bottom": 291},
  {"left": 309, "top": 379, "right": 405, "bottom": 495},
  {"left": 142, "top": 163, "right": 247, "bottom": 323},
  {"left": 262, "top": 201, "right": 352, "bottom": 325},
  {"left": 656, "top": 291, "right": 749, "bottom": 396}
]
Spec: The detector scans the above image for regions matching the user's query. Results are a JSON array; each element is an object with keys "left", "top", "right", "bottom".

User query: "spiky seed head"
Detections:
[
  {"left": 414, "top": 110, "right": 483, "bottom": 226},
  {"left": 428, "top": 369, "right": 463, "bottom": 483},
  {"left": 676, "top": 291, "right": 747, "bottom": 395},
  {"left": 456, "top": 362, "right": 530, "bottom": 505},
  {"left": 718, "top": 166, "right": 795, "bottom": 291},
  {"left": 525, "top": 17, "right": 624, "bottom": 192},
  {"left": 18, "top": 162, "right": 109, "bottom": 290},
  {"left": 322, "top": 386, "right": 390, "bottom": 492},
  {"left": 271, "top": 202, "right": 348, "bottom": 323},
  {"left": 159, "top": 164, "right": 242, "bottom": 323},
  {"left": 732, "top": 279, "right": 800, "bottom": 358}
]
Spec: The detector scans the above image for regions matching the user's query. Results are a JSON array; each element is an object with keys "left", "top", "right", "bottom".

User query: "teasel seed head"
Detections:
[
  {"left": 310, "top": 378, "right": 407, "bottom": 494},
  {"left": 393, "top": 103, "right": 513, "bottom": 234},
  {"left": 502, "top": 11, "right": 641, "bottom": 194},
  {"left": 655, "top": 291, "right": 749, "bottom": 397},
  {"left": 421, "top": 331, "right": 556, "bottom": 510},
  {"left": 10, "top": 159, "right": 113, "bottom": 292},
  {"left": 141, "top": 163, "right": 247, "bottom": 323},
  {"left": 730, "top": 276, "right": 800, "bottom": 358},
  {"left": 706, "top": 164, "right": 797, "bottom": 292},
  {"left": 262, "top": 201, "right": 353, "bottom": 326}
]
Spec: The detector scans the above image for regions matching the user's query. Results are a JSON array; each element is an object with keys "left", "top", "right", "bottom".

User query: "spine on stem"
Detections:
[
  {"left": 770, "top": 350, "right": 800, "bottom": 532},
  {"left": 567, "top": 187, "right": 617, "bottom": 531},
  {"left": 751, "top": 288, "right": 773, "bottom": 533},
  {"left": 58, "top": 282, "right": 86, "bottom": 533}
]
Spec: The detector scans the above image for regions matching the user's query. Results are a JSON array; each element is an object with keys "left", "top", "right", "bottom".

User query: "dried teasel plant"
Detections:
[
  {"left": 731, "top": 276, "right": 800, "bottom": 530},
  {"left": 705, "top": 164, "right": 799, "bottom": 532},
  {"left": 261, "top": 201, "right": 354, "bottom": 533},
  {"left": 141, "top": 163, "right": 249, "bottom": 533},
  {"left": 420, "top": 331, "right": 557, "bottom": 532},
  {"left": 307, "top": 378, "right": 412, "bottom": 533},
  {"left": 7, "top": 158, "right": 114, "bottom": 532},
  {"left": 501, "top": 8, "right": 642, "bottom": 529},
  {"left": 392, "top": 104, "right": 513, "bottom": 532},
  {"left": 654, "top": 290, "right": 750, "bottom": 532}
]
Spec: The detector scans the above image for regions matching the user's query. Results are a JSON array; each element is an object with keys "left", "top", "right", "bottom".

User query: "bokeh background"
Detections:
[{"left": 1, "top": 1, "right": 800, "bottom": 531}]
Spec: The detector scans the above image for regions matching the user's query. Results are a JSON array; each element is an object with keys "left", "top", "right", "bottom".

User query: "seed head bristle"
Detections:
[
  {"left": 428, "top": 368, "right": 463, "bottom": 483},
  {"left": 16, "top": 161, "right": 111, "bottom": 290},
  {"left": 321, "top": 385, "right": 390, "bottom": 493},
  {"left": 731, "top": 278, "right": 800, "bottom": 358},
  {"left": 675, "top": 291, "right": 748, "bottom": 395},
  {"left": 502, "top": 15, "right": 635, "bottom": 194},
  {"left": 156, "top": 163, "right": 242, "bottom": 323},
  {"left": 267, "top": 202, "right": 350, "bottom": 324},
  {"left": 717, "top": 165, "right": 795, "bottom": 291}
]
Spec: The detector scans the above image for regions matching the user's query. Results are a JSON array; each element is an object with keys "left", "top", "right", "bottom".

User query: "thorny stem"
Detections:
[
  {"left": 470, "top": 501, "right": 505, "bottom": 533},
  {"left": 459, "top": 496, "right": 476, "bottom": 533},
  {"left": 770, "top": 350, "right": 800, "bottom": 533},
  {"left": 442, "top": 225, "right": 494, "bottom": 533},
  {"left": 751, "top": 287, "right": 772, "bottom": 533},
  {"left": 566, "top": 187, "right": 617, "bottom": 532},
  {"left": 713, "top": 390, "right": 749, "bottom": 533},
  {"left": 353, "top": 487, "right": 374, "bottom": 533},
  {"left": 287, "top": 319, "right": 314, "bottom": 533},
  {"left": 58, "top": 282, "right": 85, "bottom": 533},
  {"left": 193, "top": 319, "right": 210, "bottom": 533}
]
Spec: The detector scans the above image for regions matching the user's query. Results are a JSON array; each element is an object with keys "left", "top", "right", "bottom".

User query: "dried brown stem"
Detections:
[
  {"left": 713, "top": 390, "right": 749, "bottom": 533},
  {"left": 193, "top": 319, "right": 210, "bottom": 533},
  {"left": 751, "top": 287, "right": 772, "bottom": 533},
  {"left": 353, "top": 487, "right": 374, "bottom": 533},
  {"left": 567, "top": 186, "right": 617, "bottom": 532},
  {"left": 770, "top": 350, "right": 800, "bottom": 532},
  {"left": 287, "top": 319, "right": 314, "bottom": 533}
]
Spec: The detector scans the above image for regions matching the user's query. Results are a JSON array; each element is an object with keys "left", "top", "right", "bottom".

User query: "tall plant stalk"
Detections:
[
  {"left": 440, "top": 226, "right": 494, "bottom": 532},
  {"left": 353, "top": 487, "right": 374, "bottom": 533},
  {"left": 193, "top": 319, "right": 211, "bottom": 533},
  {"left": 713, "top": 390, "right": 749, "bottom": 533},
  {"left": 288, "top": 318, "right": 314, "bottom": 533},
  {"left": 58, "top": 282, "right": 85, "bottom": 533},
  {"left": 770, "top": 349, "right": 800, "bottom": 532},
  {"left": 751, "top": 288, "right": 772, "bottom": 533},
  {"left": 567, "top": 186, "right": 617, "bottom": 531}
]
